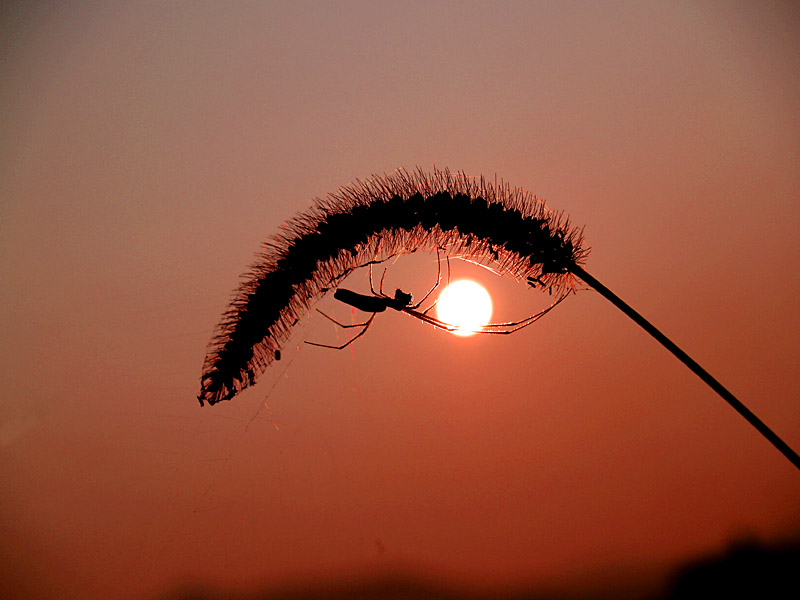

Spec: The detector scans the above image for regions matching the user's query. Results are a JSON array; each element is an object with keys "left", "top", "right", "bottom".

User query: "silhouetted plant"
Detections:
[{"left": 198, "top": 168, "right": 799, "bottom": 472}]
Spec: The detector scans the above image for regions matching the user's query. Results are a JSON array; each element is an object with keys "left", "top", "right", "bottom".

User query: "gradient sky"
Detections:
[{"left": 2, "top": 2, "right": 799, "bottom": 598}]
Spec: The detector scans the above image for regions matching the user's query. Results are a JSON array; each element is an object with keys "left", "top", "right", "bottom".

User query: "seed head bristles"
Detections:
[{"left": 199, "top": 167, "right": 588, "bottom": 406}]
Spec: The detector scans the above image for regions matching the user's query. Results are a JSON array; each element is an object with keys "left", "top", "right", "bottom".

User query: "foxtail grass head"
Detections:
[{"left": 199, "top": 168, "right": 588, "bottom": 406}]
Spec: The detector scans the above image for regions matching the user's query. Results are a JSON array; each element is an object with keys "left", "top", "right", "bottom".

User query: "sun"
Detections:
[{"left": 435, "top": 280, "right": 493, "bottom": 336}]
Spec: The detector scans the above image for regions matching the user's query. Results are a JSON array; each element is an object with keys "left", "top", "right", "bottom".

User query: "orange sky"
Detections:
[{"left": 2, "top": 2, "right": 799, "bottom": 598}]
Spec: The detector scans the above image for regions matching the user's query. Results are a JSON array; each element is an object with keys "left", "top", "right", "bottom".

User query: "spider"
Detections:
[{"left": 306, "top": 251, "right": 567, "bottom": 350}]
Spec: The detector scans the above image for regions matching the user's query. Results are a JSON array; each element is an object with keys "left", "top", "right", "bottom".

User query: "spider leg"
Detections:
[
  {"left": 400, "top": 293, "right": 568, "bottom": 335},
  {"left": 401, "top": 307, "right": 536, "bottom": 335},
  {"left": 326, "top": 254, "right": 395, "bottom": 288},
  {"left": 305, "top": 312, "right": 377, "bottom": 349},
  {"left": 409, "top": 248, "right": 448, "bottom": 310},
  {"left": 400, "top": 307, "right": 461, "bottom": 332},
  {"left": 420, "top": 254, "right": 451, "bottom": 315},
  {"left": 378, "top": 268, "right": 388, "bottom": 296},
  {"left": 313, "top": 308, "right": 374, "bottom": 329},
  {"left": 368, "top": 263, "right": 377, "bottom": 295},
  {"left": 470, "top": 294, "right": 569, "bottom": 334},
  {"left": 367, "top": 264, "right": 390, "bottom": 298}
]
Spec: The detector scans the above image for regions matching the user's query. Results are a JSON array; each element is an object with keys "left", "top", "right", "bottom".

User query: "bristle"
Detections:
[{"left": 198, "top": 167, "right": 588, "bottom": 406}]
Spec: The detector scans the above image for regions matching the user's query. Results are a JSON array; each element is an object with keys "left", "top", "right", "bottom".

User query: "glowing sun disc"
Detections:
[{"left": 436, "top": 280, "right": 492, "bottom": 336}]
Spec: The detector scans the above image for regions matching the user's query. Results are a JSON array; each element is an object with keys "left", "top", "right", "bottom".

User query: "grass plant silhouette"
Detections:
[{"left": 198, "top": 168, "right": 799, "bottom": 472}]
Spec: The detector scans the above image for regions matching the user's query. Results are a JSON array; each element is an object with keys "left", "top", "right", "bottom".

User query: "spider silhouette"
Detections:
[{"left": 306, "top": 252, "right": 567, "bottom": 350}]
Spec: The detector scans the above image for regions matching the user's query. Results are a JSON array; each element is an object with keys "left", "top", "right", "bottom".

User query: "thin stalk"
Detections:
[{"left": 571, "top": 265, "right": 800, "bottom": 473}]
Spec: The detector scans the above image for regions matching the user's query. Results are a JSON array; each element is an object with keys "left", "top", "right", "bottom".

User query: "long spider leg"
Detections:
[
  {"left": 479, "top": 294, "right": 568, "bottom": 328},
  {"left": 404, "top": 307, "right": 530, "bottom": 335},
  {"left": 367, "top": 264, "right": 391, "bottom": 299},
  {"left": 475, "top": 295, "right": 569, "bottom": 334},
  {"left": 409, "top": 248, "right": 444, "bottom": 310},
  {"left": 327, "top": 254, "right": 396, "bottom": 288},
  {"left": 447, "top": 254, "right": 503, "bottom": 277},
  {"left": 368, "top": 263, "right": 377, "bottom": 296},
  {"left": 313, "top": 308, "right": 374, "bottom": 329},
  {"left": 477, "top": 311, "right": 553, "bottom": 334},
  {"left": 379, "top": 268, "right": 388, "bottom": 296},
  {"left": 420, "top": 255, "right": 450, "bottom": 315},
  {"left": 400, "top": 307, "right": 461, "bottom": 332},
  {"left": 401, "top": 294, "right": 568, "bottom": 335},
  {"left": 306, "top": 313, "right": 377, "bottom": 349}
]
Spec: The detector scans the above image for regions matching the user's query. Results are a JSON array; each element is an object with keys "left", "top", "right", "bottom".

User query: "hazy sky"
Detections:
[{"left": 2, "top": 2, "right": 799, "bottom": 598}]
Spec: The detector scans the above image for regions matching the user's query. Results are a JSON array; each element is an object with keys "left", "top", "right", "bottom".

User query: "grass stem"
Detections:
[{"left": 571, "top": 265, "right": 800, "bottom": 473}]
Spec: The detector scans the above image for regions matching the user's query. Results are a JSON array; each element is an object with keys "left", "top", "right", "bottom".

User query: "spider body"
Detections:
[{"left": 333, "top": 287, "right": 411, "bottom": 313}]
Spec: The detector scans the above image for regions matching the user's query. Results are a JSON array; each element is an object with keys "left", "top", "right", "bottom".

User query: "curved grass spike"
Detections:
[{"left": 199, "top": 168, "right": 800, "bottom": 472}]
